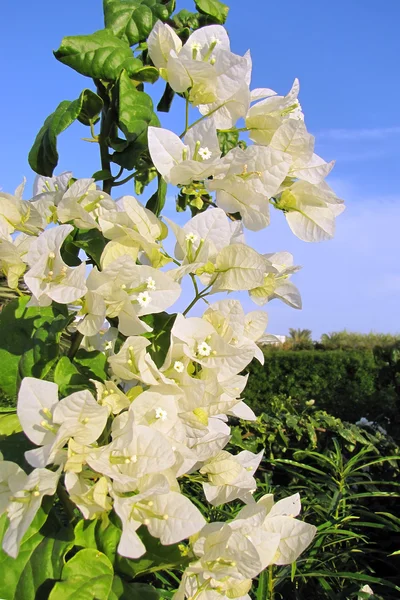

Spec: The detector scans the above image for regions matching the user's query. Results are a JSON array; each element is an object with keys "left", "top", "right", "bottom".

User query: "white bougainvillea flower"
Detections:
[
  {"left": 211, "top": 243, "right": 277, "bottom": 292},
  {"left": 0, "top": 461, "right": 26, "bottom": 515},
  {"left": 92, "top": 379, "right": 131, "bottom": 415},
  {"left": 108, "top": 336, "right": 160, "bottom": 385},
  {"left": 76, "top": 290, "right": 107, "bottom": 337},
  {"left": 57, "top": 178, "right": 115, "bottom": 230},
  {"left": 0, "top": 233, "right": 33, "bottom": 289},
  {"left": 203, "top": 299, "right": 268, "bottom": 364},
  {"left": 171, "top": 314, "right": 255, "bottom": 379},
  {"left": 87, "top": 421, "right": 175, "bottom": 489},
  {"left": 100, "top": 194, "right": 163, "bottom": 243},
  {"left": 246, "top": 79, "right": 303, "bottom": 145},
  {"left": 208, "top": 145, "right": 291, "bottom": 231},
  {"left": 249, "top": 251, "right": 302, "bottom": 309},
  {"left": 148, "top": 119, "right": 221, "bottom": 186},
  {"left": 114, "top": 477, "right": 205, "bottom": 559},
  {"left": 148, "top": 20, "right": 183, "bottom": 70},
  {"left": 200, "top": 449, "right": 263, "bottom": 505},
  {"left": 277, "top": 180, "right": 345, "bottom": 242},
  {"left": 2, "top": 467, "right": 60, "bottom": 558},
  {"left": 167, "top": 207, "right": 244, "bottom": 269},
  {"left": 253, "top": 492, "right": 317, "bottom": 565},
  {"left": 197, "top": 50, "right": 252, "bottom": 129},
  {"left": 65, "top": 472, "right": 112, "bottom": 519},
  {"left": 24, "top": 224, "right": 87, "bottom": 305},
  {"left": 17, "top": 378, "right": 108, "bottom": 468},
  {"left": 0, "top": 186, "right": 43, "bottom": 237}
]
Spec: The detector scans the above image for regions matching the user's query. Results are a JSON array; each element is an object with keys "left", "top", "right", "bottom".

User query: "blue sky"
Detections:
[{"left": 1, "top": 0, "right": 399, "bottom": 337}]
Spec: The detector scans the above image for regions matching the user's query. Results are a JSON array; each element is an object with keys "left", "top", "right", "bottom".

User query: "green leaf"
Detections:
[
  {"left": 0, "top": 413, "right": 22, "bottom": 436},
  {"left": 104, "top": 0, "right": 176, "bottom": 46},
  {"left": 19, "top": 312, "right": 71, "bottom": 381},
  {"left": 157, "top": 82, "right": 175, "bottom": 113},
  {"left": 0, "top": 297, "right": 68, "bottom": 399},
  {"left": 77, "top": 89, "right": 104, "bottom": 126},
  {"left": 142, "top": 312, "right": 176, "bottom": 368},
  {"left": 73, "top": 228, "right": 108, "bottom": 268},
  {"left": 92, "top": 169, "right": 113, "bottom": 182},
  {"left": 135, "top": 167, "right": 157, "bottom": 195},
  {"left": 110, "top": 577, "right": 160, "bottom": 600},
  {"left": 195, "top": 0, "right": 229, "bottom": 24},
  {"left": 118, "top": 70, "right": 154, "bottom": 138},
  {"left": 49, "top": 549, "right": 114, "bottom": 600},
  {"left": 74, "top": 349, "right": 108, "bottom": 381},
  {"left": 54, "top": 29, "right": 142, "bottom": 80},
  {"left": 132, "top": 65, "right": 159, "bottom": 83},
  {"left": 217, "top": 129, "right": 239, "bottom": 156},
  {"left": 146, "top": 174, "right": 167, "bottom": 216},
  {"left": 54, "top": 357, "right": 89, "bottom": 396},
  {"left": 0, "top": 504, "right": 72, "bottom": 600},
  {"left": 28, "top": 89, "right": 103, "bottom": 176},
  {"left": 172, "top": 9, "right": 200, "bottom": 29}
]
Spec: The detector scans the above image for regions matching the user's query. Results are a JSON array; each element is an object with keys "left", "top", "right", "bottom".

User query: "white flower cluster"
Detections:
[
  {"left": 148, "top": 22, "right": 345, "bottom": 240},
  {"left": 0, "top": 20, "right": 341, "bottom": 598}
]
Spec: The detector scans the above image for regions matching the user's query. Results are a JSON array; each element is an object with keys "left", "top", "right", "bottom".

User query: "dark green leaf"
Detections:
[
  {"left": 54, "top": 357, "right": 90, "bottom": 396},
  {"left": 73, "top": 228, "right": 108, "bottom": 268},
  {"left": 0, "top": 297, "right": 68, "bottom": 399},
  {"left": 48, "top": 549, "right": 114, "bottom": 600},
  {"left": 135, "top": 167, "right": 157, "bottom": 195},
  {"left": 0, "top": 504, "right": 71, "bottom": 600},
  {"left": 74, "top": 349, "right": 108, "bottom": 381},
  {"left": 104, "top": 0, "right": 175, "bottom": 46},
  {"left": 157, "top": 82, "right": 175, "bottom": 113},
  {"left": 110, "top": 577, "right": 160, "bottom": 600},
  {"left": 146, "top": 174, "right": 167, "bottom": 216},
  {"left": 54, "top": 29, "right": 142, "bottom": 80},
  {"left": 77, "top": 89, "right": 104, "bottom": 126},
  {"left": 131, "top": 65, "right": 159, "bottom": 83},
  {"left": 195, "top": 0, "right": 229, "bottom": 24},
  {"left": 29, "top": 89, "right": 103, "bottom": 176},
  {"left": 141, "top": 312, "right": 176, "bottom": 368},
  {"left": 217, "top": 129, "right": 239, "bottom": 156},
  {"left": 92, "top": 169, "right": 113, "bottom": 182},
  {"left": 172, "top": 9, "right": 200, "bottom": 29}
]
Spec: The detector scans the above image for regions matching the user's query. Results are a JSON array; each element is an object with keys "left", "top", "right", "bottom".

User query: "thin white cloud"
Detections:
[{"left": 317, "top": 126, "right": 400, "bottom": 141}]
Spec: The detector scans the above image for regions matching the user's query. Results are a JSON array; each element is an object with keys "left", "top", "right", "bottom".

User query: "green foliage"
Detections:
[
  {"left": 195, "top": 0, "right": 229, "bottom": 24},
  {"left": 104, "top": 0, "right": 176, "bottom": 46},
  {"left": 244, "top": 349, "right": 381, "bottom": 423},
  {"left": 230, "top": 400, "right": 400, "bottom": 599},
  {"left": 28, "top": 90, "right": 103, "bottom": 176},
  {"left": 319, "top": 330, "right": 400, "bottom": 350},
  {"left": 0, "top": 296, "right": 69, "bottom": 400},
  {"left": 54, "top": 30, "right": 143, "bottom": 80}
]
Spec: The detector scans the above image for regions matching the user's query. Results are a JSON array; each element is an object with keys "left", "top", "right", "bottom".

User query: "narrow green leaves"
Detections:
[
  {"left": 104, "top": 0, "right": 176, "bottom": 46},
  {"left": 28, "top": 89, "right": 103, "bottom": 176},
  {"left": 54, "top": 29, "right": 142, "bottom": 80},
  {"left": 146, "top": 175, "right": 167, "bottom": 216},
  {"left": 195, "top": 0, "right": 229, "bottom": 23}
]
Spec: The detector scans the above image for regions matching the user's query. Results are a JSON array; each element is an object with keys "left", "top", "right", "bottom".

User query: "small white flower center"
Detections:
[
  {"left": 146, "top": 276, "right": 156, "bottom": 291},
  {"left": 197, "top": 341, "right": 212, "bottom": 357},
  {"left": 185, "top": 232, "right": 198, "bottom": 243},
  {"left": 173, "top": 360, "right": 185, "bottom": 373},
  {"left": 137, "top": 291, "right": 152, "bottom": 307},
  {"left": 155, "top": 407, "right": 168, "bottom": 421},
  {"left": 191, "top": 42, "right": 202, "bottom": 51},
  {"left": 198, "top": 147, "right": 212, "bottom": 160}
]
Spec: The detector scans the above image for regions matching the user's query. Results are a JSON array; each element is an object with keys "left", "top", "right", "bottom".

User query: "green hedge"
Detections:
[{"left": 244, "top": 349, "right": 399, "bottom": 429}]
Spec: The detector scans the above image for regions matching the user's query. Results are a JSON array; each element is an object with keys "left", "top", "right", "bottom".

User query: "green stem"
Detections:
[
  {"left": 184, "top": 94, "right": 190, "bottom": 135},
  {"left": 182, "top": 284, "right": 212, "bottom": 316},
  {"left": 269, "top": 565, "right": 274, "bottom": 600},
  {"left": 179, "top": 104, "right": 224, "bottom": 138},
  {"left": 96, "top": 82, "right": 113, "bottom": 194},
  {"left": 112, "top": 170, "right": 139, "bottom": 187},
  {"left": 68, "top": 331, "right": 84, "bottom": 360}
]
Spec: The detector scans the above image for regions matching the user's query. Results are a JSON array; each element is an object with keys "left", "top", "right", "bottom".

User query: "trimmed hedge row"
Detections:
[{"left": 243, "top": 348, "right": 399, "bottom": 430}]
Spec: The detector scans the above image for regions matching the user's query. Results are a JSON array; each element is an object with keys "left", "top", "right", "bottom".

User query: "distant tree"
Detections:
[
  {"left": 285, "top": 328, "right": 314, "bottom": 350},
  {"left": 319, "top": 330, "right": 400, "bottom": 350}
]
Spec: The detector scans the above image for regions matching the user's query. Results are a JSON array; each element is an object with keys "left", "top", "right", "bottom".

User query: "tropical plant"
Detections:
[{"left": 0, "top": 0, "right": 346, "bottom": 598}]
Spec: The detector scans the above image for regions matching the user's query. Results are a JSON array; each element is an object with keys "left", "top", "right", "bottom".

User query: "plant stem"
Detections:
[
  {"left": 112, "top": 170, "right": 138, "bottom": 187},
  {"left": 182, "top": 284, "right": 212, "bottom": 316},
  {"left": 184, "top": 94, "right": 190, "bottom": 135},
  {"left": 179, "top": 104, "right": 224, "bottom": 138},
  {"left": 96, "top": 82, "right": 113, "bottom": 194},
  {"left": 68, "top": 331, "right": 83, "bottom": 360},
  {"left": 269, "top": 565, "right": 274, "bottom": 600}
]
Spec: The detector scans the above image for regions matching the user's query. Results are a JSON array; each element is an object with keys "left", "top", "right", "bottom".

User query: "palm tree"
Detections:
[{"left": 288, "top": 328, "right": 313, "bottom": 343}]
